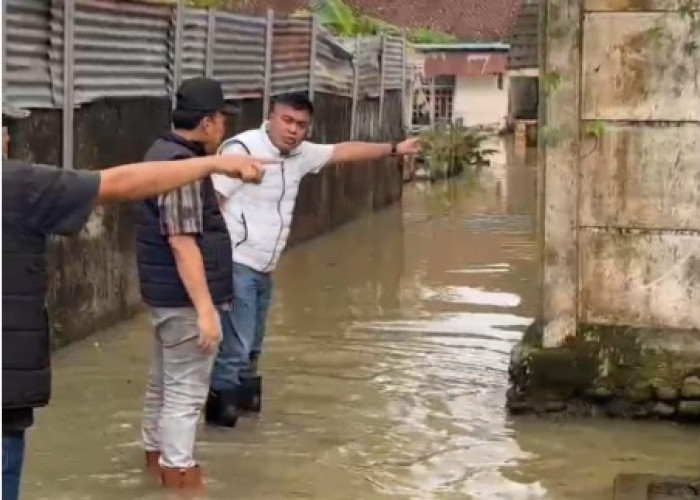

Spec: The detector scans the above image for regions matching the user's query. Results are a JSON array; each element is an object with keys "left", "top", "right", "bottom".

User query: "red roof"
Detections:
[
  {"left": 423, "top": 52, "right": 507, "bottom": 77},
  {"left": 242, "top": 0, "right": 522, "bottom": 42}
]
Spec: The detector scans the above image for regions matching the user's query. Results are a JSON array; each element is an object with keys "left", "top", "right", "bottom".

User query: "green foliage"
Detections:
[
  {"left": 190, "top": 0, "right": 457, "bottom": 43},
  {"left": 293, "top": 0, "right": 456, "bottom": 43},
  {"left": 645, "top": 25, "right": 665, "bottom": 42},
  {"left": 418, "top": 124, "right": 497, "bottom": 180},
  {"left": 408, "top": 27, "right": 457, "bottom": 44},
  {"left": 316, "top": 0, "right": 379, "bottom": 36},
  {"left": 543, "top": 71, "right": 562, "bottom": 94},
  {"left": 585, "top": 120, "right": 605, "bottom": 140}
]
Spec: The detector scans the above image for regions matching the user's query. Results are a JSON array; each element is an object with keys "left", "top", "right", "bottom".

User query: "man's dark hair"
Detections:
[
  {"left": 172, "top": 109, "right": 214, "bottom": 130},
  {"left": 271, "top": 93, "right": 314, "bottom": 116}
]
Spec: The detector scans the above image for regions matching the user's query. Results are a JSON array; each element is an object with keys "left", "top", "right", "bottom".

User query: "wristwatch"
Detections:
[{"left": 390, "top": 142, "right": 397, "bottom": 155}]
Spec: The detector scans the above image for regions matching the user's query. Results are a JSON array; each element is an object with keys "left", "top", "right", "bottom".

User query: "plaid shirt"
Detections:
[{"left": 158, "top": 180, "right": 204, "bottom": 236}]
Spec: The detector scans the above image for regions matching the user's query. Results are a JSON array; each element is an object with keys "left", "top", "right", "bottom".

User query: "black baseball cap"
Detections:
[{"left": 175, "top": 77, "right": 239, "bottom": 115}]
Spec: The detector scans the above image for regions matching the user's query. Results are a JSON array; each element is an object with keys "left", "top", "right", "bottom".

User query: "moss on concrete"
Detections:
[{"left": 507, "top": 320, "right": 700, "bottom": 422}]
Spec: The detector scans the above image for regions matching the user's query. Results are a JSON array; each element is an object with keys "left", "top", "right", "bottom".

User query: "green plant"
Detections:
[
  {"left": 292, "top": 0, "right": 455, "bottom": 43},
  {"left": 418, "top": 124, "right": 497, "bottom": 181},
  {"left": 544, "top": 71, "right": 562, "bottom": 94},
  {"left": 580, "top": 120, "right": 605, "bottom": 158},
  {"left": 643, "top": 24, "right": 677, "bottom": 48},
  {"left": 585, "top": 120, "right": 605, "bottom": 140},
  {"left": 409, "top": 27, "right": 457, "bottom": 44}
]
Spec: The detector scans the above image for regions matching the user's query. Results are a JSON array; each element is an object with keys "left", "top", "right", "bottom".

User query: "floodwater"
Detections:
[{"left": 23, "top": 140, "right": 698, "bottom": 499}]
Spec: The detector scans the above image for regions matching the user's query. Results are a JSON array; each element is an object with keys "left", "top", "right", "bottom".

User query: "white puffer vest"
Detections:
[{"left": 216, "top": 125, "right": 331, "bottom": 273}]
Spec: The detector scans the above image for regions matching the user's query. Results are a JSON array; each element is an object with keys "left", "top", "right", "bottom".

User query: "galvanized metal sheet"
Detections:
[
  {"left": 314, "top": 30, "right": 353, "bottom": 97},
  {"left": 3, "top": 0, "right": 54, "bottom": 108},
  {"left": 50, "top": 0, "right": 171, "bottom": 105},
  {"left": 3, "top": 1, "right": 397, "bottom": 108},
  {"left": 384, "top": 35, "right": 404, "bottom": 90},
  {"left": 357, "top": 36, "right": 381, "bottom": 98},
  {"left": 181, "top": 8, "right": 208, "bottom": 82},
  {"left": 271, "top": 18, "right": 311, "bottom": 95},
  {"left": 213, "top": 11, "right": 266, "bottom": 99}
]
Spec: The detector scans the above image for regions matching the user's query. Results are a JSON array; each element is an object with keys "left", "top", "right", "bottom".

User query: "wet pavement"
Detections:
[{"left": 23, "top": 141, "right": 698, "bottom": 499}]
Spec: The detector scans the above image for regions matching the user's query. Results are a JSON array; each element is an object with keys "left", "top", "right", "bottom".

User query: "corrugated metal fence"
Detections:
[
  {"left": 2, "top": 0, "right": 409, "bottom": 166},
  {"left": 213, "top": 12, "right": 267, "bottom": 99},
  {"left": 3, "top": 0, "right": 408, "bottom": 108},
  {"left": 3, "top": 0, "right": 54, "bottom": 108}
]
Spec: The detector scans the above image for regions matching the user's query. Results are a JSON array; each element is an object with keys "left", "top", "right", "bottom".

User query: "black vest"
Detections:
[
  {"left": 135, "top": 132, "right": 233, "bottom": 307},
  {"left": 2, "top": 161, "right": 52, "bottom": 411}
]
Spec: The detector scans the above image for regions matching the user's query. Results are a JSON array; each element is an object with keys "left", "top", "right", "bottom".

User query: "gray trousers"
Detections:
[{"left": 141, "top": 307, "right": 215, "bottom": 468}]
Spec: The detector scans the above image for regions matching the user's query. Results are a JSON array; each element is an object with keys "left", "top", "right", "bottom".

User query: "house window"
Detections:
[
  {"left": 433, "top": 75, "right": 455, "bottom": 123},
  {"left": 412, "top": 75, "right": 455, "bottom": 126}
]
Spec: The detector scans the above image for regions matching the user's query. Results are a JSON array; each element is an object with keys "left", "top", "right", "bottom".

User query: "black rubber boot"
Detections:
[
  {"left": 204, "top": 389, "right": 239, "bottom": 427},
  {"left": 238, "top": 376, "right": 262, "bottom": 413}
]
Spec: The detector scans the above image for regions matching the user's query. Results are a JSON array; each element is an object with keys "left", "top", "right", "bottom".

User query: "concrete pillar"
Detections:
[
  {"left": 507, "top": 0, "right": 700, "bottom": 424},
  {"left": 540, "top": 0, "right": 581, "bottom": 348}
]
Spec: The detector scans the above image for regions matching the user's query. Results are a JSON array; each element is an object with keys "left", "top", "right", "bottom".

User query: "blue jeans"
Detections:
[
  {"left": 3, "top": 432, "right": 25, "bottom": 500},
  {"left": 211, "top": 263, "right": 273, "bottom": 390}
]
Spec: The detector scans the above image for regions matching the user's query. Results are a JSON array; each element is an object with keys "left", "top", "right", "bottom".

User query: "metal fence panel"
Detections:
[
  {"left": 314, "top": 29, "right": 353, "bottom": 97},
  {"left": 4, "top": 0, "right": 54, "bottom": 108},
  {"left": 356, "top": 35, "right": 381, "bottom": 98},
  {"left": 213, "top": 11, "right": 266, "bottom": 99},
  {"left": 271, "top": 18, "right": 311, "bottom": 96},
  {"left": 181, "top": 8, "right": 208, "bottom": 81},
  {"left": 2, "top": 1, "right": 402, "bottom": 108},
  {"left": 384, "top": 35, "right": 404, "bottom": 90},
  {"left": 50, "top": 0, "right": 172, "bottom": 105}
]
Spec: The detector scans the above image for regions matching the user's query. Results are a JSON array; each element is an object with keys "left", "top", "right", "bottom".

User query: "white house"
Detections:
[{"left": 410, "top": 43, "right": 510, "bottom": 131}]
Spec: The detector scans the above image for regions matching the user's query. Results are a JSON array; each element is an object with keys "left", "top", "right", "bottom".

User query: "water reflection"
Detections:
[
  {"left": 421, "top": 285, "right": 521, "bottom": 307},
  {"left": 23, "top": 139, "right": 697, "bottom": 499}
]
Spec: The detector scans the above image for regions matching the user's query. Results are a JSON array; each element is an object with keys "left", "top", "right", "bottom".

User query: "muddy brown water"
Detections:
[{"left": 22, "top": 142, "right": 698, "bottom": 499}]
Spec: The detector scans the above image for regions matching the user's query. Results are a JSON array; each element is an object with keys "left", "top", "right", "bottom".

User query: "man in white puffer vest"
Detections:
[{"left": 206, "top": 93, "right": 420, "bottom": 427}]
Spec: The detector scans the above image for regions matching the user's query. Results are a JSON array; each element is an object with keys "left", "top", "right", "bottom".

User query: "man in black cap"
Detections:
[
  {"left": 2, "top": 103, "right": 266, "bottom": 500},
  {"left": 135, "top": 77, "right": 259, "bottom": 489}
]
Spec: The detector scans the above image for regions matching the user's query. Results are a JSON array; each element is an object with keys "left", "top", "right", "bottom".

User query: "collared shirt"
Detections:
[{"left": 155, "top": 132, "right": 206, "bottom": 237}]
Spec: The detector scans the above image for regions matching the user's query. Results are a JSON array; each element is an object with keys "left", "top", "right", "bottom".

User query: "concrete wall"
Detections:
[
  {"left": 8, "top": 92, "right": 404, "bottom": 347},
  {"left": 507, "top": 0, "right": 700, "bottom": 422},
  {"left": 453, "top": 75, "right": 509, "bottom": 129}
]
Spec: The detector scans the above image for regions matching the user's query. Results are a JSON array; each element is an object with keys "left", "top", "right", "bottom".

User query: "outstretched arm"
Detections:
[
  {"left": 329, "top": 137, "right": 420, "bottom": 165},
  {"left": 97, "top": 154, "right": 266, "bottom": 203},
  {"left": 23, "top": 155, "right": 268, "bottom": 237}
]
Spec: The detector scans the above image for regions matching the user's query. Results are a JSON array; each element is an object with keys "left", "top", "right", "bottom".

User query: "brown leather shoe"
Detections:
[
  {"left": 145, "top": 450, "right": 161, "bottom": 477},
  {"left": 160, "top": 465, "right": 204, "bottom": 490}
]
